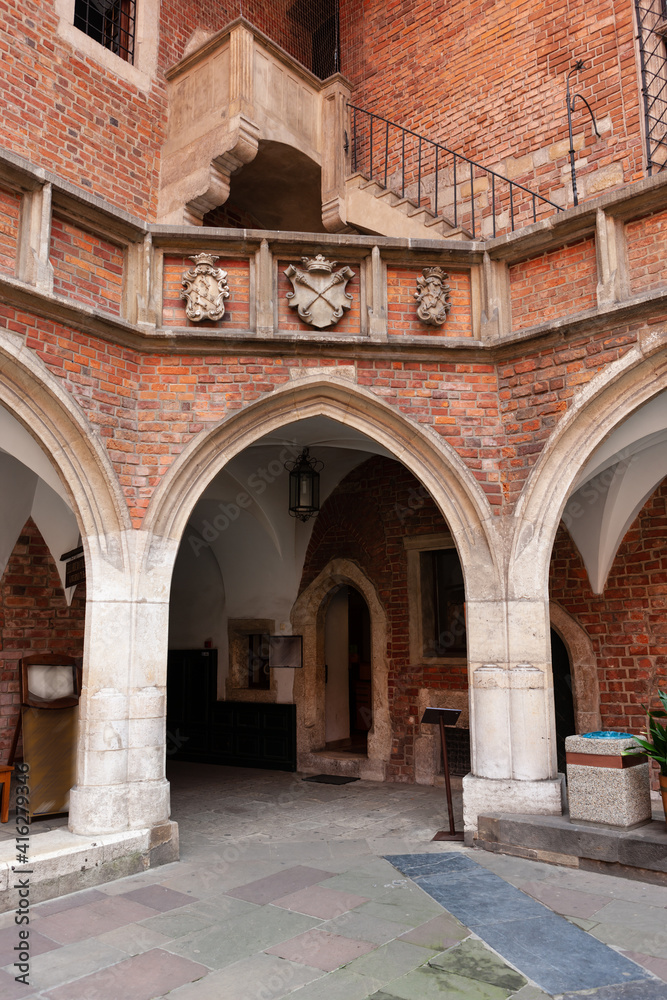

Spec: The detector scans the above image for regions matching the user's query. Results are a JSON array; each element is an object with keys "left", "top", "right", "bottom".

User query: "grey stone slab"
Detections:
[
  {"left": 398, "top": 911, "right": 469, "bottom": 949},
  {"left": 164, "top": 905, "right": 320, "bottom": 969},
  {"left": 344, "top": 939, "right": 437, "bottom": 981},
  {"left": 95, "top": 921, "right": 172, "bottom": 955},
  {"left": 137, "top": 908, "right": 218, "bottom": 940},
  {"left": 353, "top": 888, "right": 444, "bottom": 928},
  {"left": 370, "top": 965, "right": 510, "bottom": 1000},
  {"left": 26, "top": 938, "right": 128, "bottom": 990},
  {"left": 509, "top": 988, "right": 551, "bottom": 1000},
  {"left": 165, "top": 952, "right": 323, "bottom": 1000},
  {"left": 591, "top": 897, "right": 667, "bottom": 934},
  {"left": 556, "top": 982, "right": 667, "bottom": 999},
  {"left": 475, "top": 914, "right": 650, "bottom": 995},
  {"left": 430, "top": 939, "right": 527, "bottom": 991},
  {"left": 413, "top": 871, "right": 548, "bottom": 926},
  {"left": 319, "top": 871, "right": 411, "bottom": 901},
  {"left": 384, "top": 853, "right": 479, "bottom": 878},
  {"left": 31, "top": 888, "right": 107, "bottom": 917},
  {"left": 287, "top": 968, "right": 385, "bottom": 1000},
  {"left": 589, "top": 921, "right": 667, "bottom": 958},
  {"left": 319, "top": 910, "right": 414, "bottom": 945},
  {"left": 186, "top": 893, "right": 261, "bottom": 923}
]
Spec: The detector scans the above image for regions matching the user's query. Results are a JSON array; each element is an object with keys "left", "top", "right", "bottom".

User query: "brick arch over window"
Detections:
[
  {"left": 510, "top": 341, "right": 667, "bottom": 599},
  {"left": 143, "top": 374, "right": 502, "bottom": 602}
]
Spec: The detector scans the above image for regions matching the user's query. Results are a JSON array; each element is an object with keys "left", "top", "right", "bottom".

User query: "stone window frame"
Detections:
[
  {"left": 226, "top": 618, "right": 278, "bottom": 703},
  {"left": 404, "top": 532, "right": 468, "bottom": 666},
  {"left": 55, "top": 0, "right": 159, "bottom": 93}
]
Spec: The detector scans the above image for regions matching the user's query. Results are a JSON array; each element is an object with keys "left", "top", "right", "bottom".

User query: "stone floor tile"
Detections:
[
  {"left": 471, "top": 854, "right": 556, "bottom": 883},
  {"left": 95, "top": 921, "right": 172, "bottom": 956},
  {"left": 517, "top": 880, "right": 609, "bottom": 918},
  {"left": 590, "top": 897, "right": 667, "bottom": 935},
  {"left": 398, "top": 911, "right": 469, "bottom": 949},
  {"left": 474, "top": 914, "right": 650, "bottom": 995},
  {"left": 509, "top": 987, "right": 551, "bottom": 999},
  {"left": 32, "top": 895, "right": 160, "bottom": 945},
  {"left": 118, "top": 885, "right": 195, "bottom": 912},
  {"left": 319, "top": 910, "right": 413, "bottom": 945},
  {"left": 429, "top": 939, "right": 526, "bottom": 991},
  {"left": 318, "top": 871, "right": 402, "bottom": 900},
  {"left": 385, "top": 853, "right": 478, "bottom": 878},
  {"left": 265, "top": 928, "right": 377, "bottom": 972},
  {"left": 271, "top": 885, "right": 369, "bottom": 919},
  {"left": 565, "top": 914, "right": 600, "bottom": 931},
  {"left": 187, "top": 894, "right": 261, "bottom": 923},
  {"left": 370, "top": 966, "right": 510, "bottom": 1000},
  {"left": 556, "top": 982, "right": 667, "bottom": 999},
  {"left": 591, "top": 922, "right": 667, "bottom": 959},
  {"left": 353, "top": 888, "right": 444, "bottom": 928},
  {"left": 42, "top": 948, "right": 208, "bottom": 1000},
  {"left": 287, "top": 968, "right": 385, "bottom": 1000},
  {"left": 31, "top": 888, "right": 106, "bottom": 917},
  {"left": 622, "top": 950, "right": 667, "bottom": 982},
  {"left": 345, "top": 939, "right": 436, "bottom": 982},
  {"left": 227, "top": 866, "right": 334, "bottom": 905},
  {"left": 542, "top": 869, "right": 667, "bottom": 907},
  {"left": 164, "top": 905, "right": 319, "bottom": 969},
  {"left": 138, "top": 907, "right": 218, "bottom": 941},
  {"left": 165, "top": 952, "right": 323, "bottom": 1000},
  {"left": 0, "top": 926, "right": 60, "bottom": 965},
  {"left": 96, "top": 863, "right": 184, "bottom": 895},
  {"left": 21, "top": 938, "right": 127, "bottom": 990},
  {"left": 0, "top": 969, "right": 36, "bottom": 999}
]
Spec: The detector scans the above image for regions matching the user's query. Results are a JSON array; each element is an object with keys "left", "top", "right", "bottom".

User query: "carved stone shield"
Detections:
[
  {"left": 284, "top": 255, "right": 355, "bottom": 329},
  {"left": 181, "top": 253, "right": 230, "bottom": 322},
  {"left": 415, "top": 266, "right": 451, "bottom": 326}
]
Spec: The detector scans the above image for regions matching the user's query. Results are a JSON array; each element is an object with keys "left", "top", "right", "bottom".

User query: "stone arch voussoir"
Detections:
[
  {"left": 509, "top": 341, "right": 667, "bottom": 598},
  {"left": 143, "top": 374, "right": 503, "bottom": 600}
]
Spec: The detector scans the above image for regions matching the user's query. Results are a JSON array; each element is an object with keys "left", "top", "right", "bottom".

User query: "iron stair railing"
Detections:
[{"left": 348, "top": 105, "right": 563, "bottom": 239}]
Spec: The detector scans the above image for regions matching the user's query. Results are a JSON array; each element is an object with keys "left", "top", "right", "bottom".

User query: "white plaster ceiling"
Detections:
[
  {"left": 0, "top": 405, "right": 79, "bottom": 599},
  {"left": 564, "top": 390, "right": 667, "bottom": 593}
]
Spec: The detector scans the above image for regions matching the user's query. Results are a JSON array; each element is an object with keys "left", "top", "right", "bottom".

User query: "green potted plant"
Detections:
[{"left": 622, "top": 689, "right": 667, "bottom": 822}]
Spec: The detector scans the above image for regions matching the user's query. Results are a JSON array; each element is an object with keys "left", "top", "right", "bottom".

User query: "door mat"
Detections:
[{"left": 302, "top": 774, "right": 360, "bottom": 784}]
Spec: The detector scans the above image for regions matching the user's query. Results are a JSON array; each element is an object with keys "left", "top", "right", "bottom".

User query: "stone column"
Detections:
[
  {"left": 320, "top": 74, "right": 353, "bottom": 233},
  {"left": 68, "top": 530, "right": 176, "bottom": 840},
  {"left": 462, "top": 595, "right": 564, "bottom": 837}
]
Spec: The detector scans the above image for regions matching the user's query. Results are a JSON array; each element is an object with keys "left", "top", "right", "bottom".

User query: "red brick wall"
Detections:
[
  {"left": 300, "top": 456, "right": 468, "bottom": 780},
  {"left": 510, "top": 239, "right": 598, "bottom": 331},
  {"left": 497, "top": 327, "right": 639, "bottom": 507},
  {"left": 342, "top": 0, "right": 642, "bottom": 205},
  {"left": 626, "top": 210, "right": 667, "bottom": 296},
  {"left": 50, "top": 216, "right": 124, "bottom": 316},
  {"left": 0, "top": 188, "right": 21, "bottom": 278},
  {"left": 549, "top": 480, "right": 667, "bottom": 738},
  {"left": 0, "top": 0, "right": 165, "bottom": 219},
  {"left": 0, "top": 519, "right": 86, "bottom": 760}
]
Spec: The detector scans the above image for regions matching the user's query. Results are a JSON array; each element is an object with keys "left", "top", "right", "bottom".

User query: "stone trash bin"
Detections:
[{"left": 565, "top": 731, "right": 652, "bottom": 827}]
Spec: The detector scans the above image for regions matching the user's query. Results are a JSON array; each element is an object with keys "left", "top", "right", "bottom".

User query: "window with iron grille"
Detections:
[
  {"left": 635, "top": 0, "right": 667, "bottom": 172},
  {"left": 286, "top": 0, "right": 340, "bottom": 79},
  {"left": 74, "top": 0, "right": 136, "bottom": 64}
]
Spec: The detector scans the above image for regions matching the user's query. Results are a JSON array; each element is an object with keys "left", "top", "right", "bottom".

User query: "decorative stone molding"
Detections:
[
  {"left": 181, "top": 254, "right": 230, "bottom": 322},
  {"left": 415, "top": 266, "right": 451, "bottom": 326},
  {"left": 284, "top": 255, "right": 355, "bottom": 329}
]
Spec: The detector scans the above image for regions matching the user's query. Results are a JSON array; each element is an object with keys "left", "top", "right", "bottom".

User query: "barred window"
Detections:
[{"left": 73, "top": 0, "right": 136, "bottom": 64}]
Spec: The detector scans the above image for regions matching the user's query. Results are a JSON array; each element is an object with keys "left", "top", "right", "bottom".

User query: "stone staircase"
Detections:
[{"left": 345, "top": 172, "right": 470, "bottom": 240}]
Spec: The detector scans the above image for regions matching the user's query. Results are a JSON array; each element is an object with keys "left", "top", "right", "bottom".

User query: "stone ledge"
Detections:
[
  {"left": 475, "top": 810, "right": 667, "bottom": 882},
  {"left": 0, "top": 820, "right": 178, "bottom": 913}
]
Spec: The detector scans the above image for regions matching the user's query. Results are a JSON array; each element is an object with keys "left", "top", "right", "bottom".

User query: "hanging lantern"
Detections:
[{"left": 286, "top": 447, "right": 323, "bottom": 522}]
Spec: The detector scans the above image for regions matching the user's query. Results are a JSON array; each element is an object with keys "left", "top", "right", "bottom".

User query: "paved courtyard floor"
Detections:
[{"left": 1, "top": 762, "right": 666, "bottom": 1000}]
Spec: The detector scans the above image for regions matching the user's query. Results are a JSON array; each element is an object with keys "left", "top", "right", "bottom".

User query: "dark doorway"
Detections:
[
  {"left": 324, "top": 586, "right": 372, "bottom": 755},
  {"left": 166, "top": 649, "right": 296, "bottom": 770},
  {"left": 551, "top": 629, "right": 576, "bottom": 774}
]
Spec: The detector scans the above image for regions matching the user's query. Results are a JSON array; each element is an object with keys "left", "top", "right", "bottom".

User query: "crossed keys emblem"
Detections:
[{"left": 284, "top": 255, "right": 355, "bottom": 329}]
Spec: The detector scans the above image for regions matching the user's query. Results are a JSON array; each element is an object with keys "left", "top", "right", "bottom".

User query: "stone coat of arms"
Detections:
[
  {"left": 414, "top": 266, "right": 451, "bottom": 326},
  {"left": 284, "top": 255, "right": 355, "bottom": 329},
  {"left": 181, "top": 253, "right": 230, "bottom": 322}
]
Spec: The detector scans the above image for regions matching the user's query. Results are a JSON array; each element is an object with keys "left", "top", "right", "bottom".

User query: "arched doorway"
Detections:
[
  {"left": 324, "top": 585, "right": 372, "bottom": 755},
  {"left": 550, "top": 628, "right": 576, "bottom": 773}
]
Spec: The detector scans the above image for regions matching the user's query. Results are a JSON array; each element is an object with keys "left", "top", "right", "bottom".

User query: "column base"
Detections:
[
  {"left": 462, "top": 773, "right": 565, "bottom": 839},
  {"left": 69, "top": 779, "right": 170, "bottom": 836}
]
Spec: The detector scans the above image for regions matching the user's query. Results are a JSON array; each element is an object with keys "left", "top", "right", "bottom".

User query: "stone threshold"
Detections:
[
  {"left": 0, "top": 820, "right": 178, "bottom": 913},
  {"left": 475, "top": 810, "right": 667, "bottom": 885}
]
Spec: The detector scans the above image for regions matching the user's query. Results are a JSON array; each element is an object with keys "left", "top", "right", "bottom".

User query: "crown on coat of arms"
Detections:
[{"left": 301, "top": 254, "right": 336, "bottom": 273}]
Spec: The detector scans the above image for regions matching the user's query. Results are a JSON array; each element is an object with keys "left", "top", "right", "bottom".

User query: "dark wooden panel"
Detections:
[{"left": 167, "top": 650, "right": 296, "bottom": 770}]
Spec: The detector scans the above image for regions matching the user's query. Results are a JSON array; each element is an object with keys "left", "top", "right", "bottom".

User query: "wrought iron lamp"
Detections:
[
  {"left": 286, "top": 447, "right": 323, "bottom": 521},
  {"left": 566, "top": 59, "right": 601, "bottom": 207}
]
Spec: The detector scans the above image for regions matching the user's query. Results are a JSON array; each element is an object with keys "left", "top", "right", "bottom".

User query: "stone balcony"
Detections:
[{"left": 2, "top": 147, "right": 667, "bottom": 359}]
